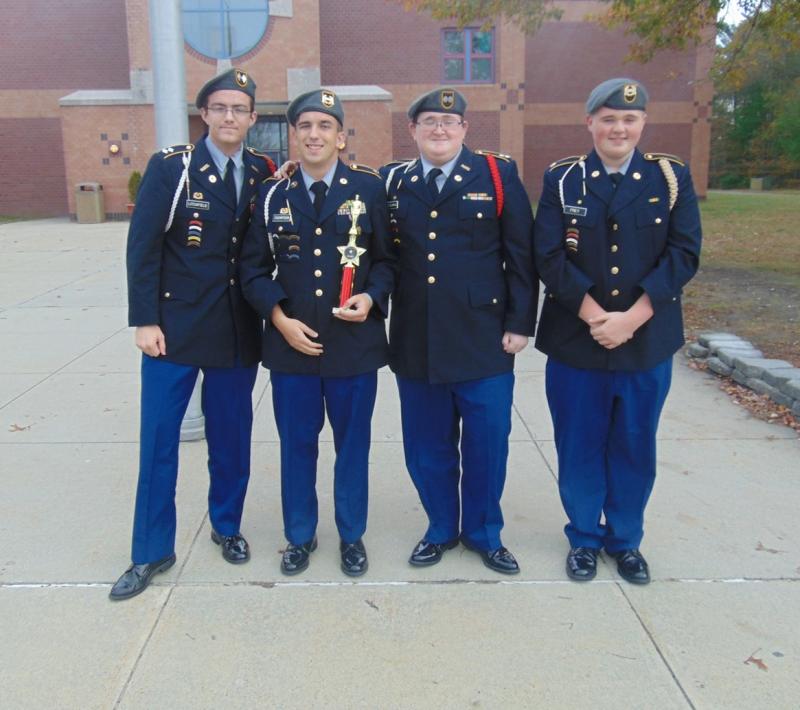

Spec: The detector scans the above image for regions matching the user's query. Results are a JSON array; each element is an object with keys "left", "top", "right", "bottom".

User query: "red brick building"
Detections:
[{"left": 0, "top": 0, "right": 712, "bottom": 219}]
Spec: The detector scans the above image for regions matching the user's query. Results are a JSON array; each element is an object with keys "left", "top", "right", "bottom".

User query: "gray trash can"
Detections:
[{"left": 75, "top": 182, "right": 105, "bottom": 223}]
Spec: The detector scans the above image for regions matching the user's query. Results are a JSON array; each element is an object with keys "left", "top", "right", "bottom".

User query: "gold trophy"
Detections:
[{"left": 337, "top": 195, "right": 367, "bottom": 307}]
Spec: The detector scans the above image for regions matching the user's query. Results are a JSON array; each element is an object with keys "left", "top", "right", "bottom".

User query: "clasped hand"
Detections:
[{"left": 588, "top": 311, "right": 636, "bottom": 349}]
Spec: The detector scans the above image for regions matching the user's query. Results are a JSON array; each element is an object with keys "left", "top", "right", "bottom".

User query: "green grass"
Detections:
[
  {"left": 688, "top": 189, "right": 800, "bottom": 364},
  {"left": 700, "top": 190, "right": 800, "bottom": 282}
]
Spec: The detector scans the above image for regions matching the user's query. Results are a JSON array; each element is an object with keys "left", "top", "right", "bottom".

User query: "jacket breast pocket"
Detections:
[
  {"left": 459, "top": 198, "right": 497, "bottom": 249},
  {"left": 635, "top": 205, "right": 669, "bottom": 230},
  {"left": 175, "top": 202, "right": 218, "bottom": 228},
  {"left": 564, "top": 208, "right": 598, "bottom": 229},
  {"left": 562, "top": 209, "right": 597, "bottom": 259},
  {"left": 272, "top": 233, "right": 302, "bottom": 263},
  {"left": 336, "top": 210, "right": 373, "bottom": 236},
  {"left": 634, "top": 204, "right": 670, "bottom": 257},
  {"left": 174, "top": 203, "right": 218, "bottom": 250},
  {"left": 388, "top": 200, "right": 408, "bottom": 244}
]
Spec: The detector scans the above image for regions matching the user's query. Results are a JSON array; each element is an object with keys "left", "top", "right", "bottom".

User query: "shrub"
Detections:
[
  {"left": 128, "top": 171, "right": 142, "bottom": 202},
  {"left": 717, "top": 173, "right": 749, "bottom": 189}
]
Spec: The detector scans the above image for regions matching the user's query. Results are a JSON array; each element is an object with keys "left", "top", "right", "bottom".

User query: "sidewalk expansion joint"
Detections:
[
  {"left": 0, "top": 325, "right": 128, "bottom": 411},
  {"left": 111, "top": 512, "right": 207, "bottom": 709},
  {"left": 512, "top": 401, "right": 558, "bottom": 483},
  {"left": 618, "top": 582, "right": 697, "bottom": 709},
  {"left": 4, "top": 575, "right": 798, "bottom": 590}
]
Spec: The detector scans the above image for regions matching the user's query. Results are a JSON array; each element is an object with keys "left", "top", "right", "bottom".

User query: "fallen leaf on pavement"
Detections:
[{"left": 744, "top": 650, "right": 768, "bottom": 671}]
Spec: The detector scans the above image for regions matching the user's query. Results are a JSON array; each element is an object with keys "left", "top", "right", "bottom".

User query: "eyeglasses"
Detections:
[
  {"left": 205, "top": 104, "right": 252, "bottom": 117},
  {"left": 416, "top": 117, "right": 463, "bottom": 130}
]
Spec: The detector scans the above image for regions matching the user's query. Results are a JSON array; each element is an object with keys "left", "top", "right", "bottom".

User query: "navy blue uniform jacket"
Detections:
[
  {"left": 382, "top": 146, "right": 537, "bottom": 384},
  {"left": 534, "top": 148, "right": 702, "bottom": 371},
  {"left": 239, "top": 161, "right": 396, "bottom": 377},
  {"left": 126, "top": 137, "right": 273, "bottom": 368}
]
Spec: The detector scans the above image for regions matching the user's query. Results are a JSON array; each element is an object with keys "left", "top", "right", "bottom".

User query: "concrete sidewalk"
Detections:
[{"left": 1, "top": 219, "right": 798, "bottom": 709}]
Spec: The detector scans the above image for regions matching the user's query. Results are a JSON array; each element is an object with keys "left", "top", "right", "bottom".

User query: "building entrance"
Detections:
[{"left": 248, "top": 116, "right": 289, "bottom": 166}]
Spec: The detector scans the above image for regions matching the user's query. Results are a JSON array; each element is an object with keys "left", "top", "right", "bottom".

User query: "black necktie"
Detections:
[
  {"left": 224, "top": 158, "right": 238, "bottom": 205},
  {"left": 311, "top": 180, "right": 327, "bottom": 217},
  {"left": 427, "top": 168, "right": 443, "bottom": 197},
  {"left": 609, "top": 172, "right": 623, "bottom": 188}
]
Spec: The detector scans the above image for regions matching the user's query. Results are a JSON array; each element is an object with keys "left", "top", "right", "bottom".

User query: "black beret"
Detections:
[
  {"left": 195, "top": 68, "right": 256, "bottom": 109},
  {"left": 407, "top": 88, "right": 467, "bottom": 119},
  {"left": 585, "top": 78, "right": 648, "bottom": 114},
  {"left": 286, "top": 89, "right": 344, "bottom": 126}
]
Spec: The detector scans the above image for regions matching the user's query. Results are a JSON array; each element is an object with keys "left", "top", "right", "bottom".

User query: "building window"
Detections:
[
  {"left": 248, "top": 116, "right": 289, "bottom": 165},
  {"left": 442, "top": 28, "right": 494, "bottom": 83},
  {"left": 182, "top": 0, "right": 270, "bottom": 60}
]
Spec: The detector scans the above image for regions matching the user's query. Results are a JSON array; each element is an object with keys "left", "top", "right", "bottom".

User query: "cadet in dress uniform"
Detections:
[
  {"left": 534, "top": 78, "right": 702, "bottom": 584},
  {"left": 240, "top": 89, "right": 395, "bottom": 577},
  {"left": 110, "top": 69, "right": 275, "bottom": 600},
  {"left": 382, "top": 88, "right": 537, "bottom": 574}
]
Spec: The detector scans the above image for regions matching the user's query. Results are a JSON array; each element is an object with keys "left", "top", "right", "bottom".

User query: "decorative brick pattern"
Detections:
[{"left": 61, "top": 105, "right": 155, "bottom": 215}]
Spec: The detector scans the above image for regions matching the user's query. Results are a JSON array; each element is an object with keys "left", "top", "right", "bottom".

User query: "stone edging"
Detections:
[{"left": 685, "top": 333, "right": 800, "bottom": 417}]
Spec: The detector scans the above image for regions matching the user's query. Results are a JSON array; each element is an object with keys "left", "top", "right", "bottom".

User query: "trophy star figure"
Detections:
[
  {"left": 337, "top": 194, "right": 367, "bottom": 306},
  {"left": 337, "top": 242, "right": 367, "bottom": 266}
]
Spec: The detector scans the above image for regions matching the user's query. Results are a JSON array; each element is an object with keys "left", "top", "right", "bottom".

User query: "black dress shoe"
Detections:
[
  {"left": 566, "top": 547, "right": 598, "bottom": 581},
  {"left": 211, "top": 529, "right": 250, "bottom": 564},
  {"left": 461, "top": 537, "right": 520, "bottom": 575},
  {"left": 281, "top": 537, "right": 317, "bottom": 576},
  {"left": 109, "top": 554, "right": 176, "bottom": 601},
  {"left": 340, "top": 539, "right": 368, "bottom": 576},
  {"left": 612, "top": 549, "right": 650, "bottom": 585},
  {"left": 409, "top": 538, "right": 459, "bottom": 566}
]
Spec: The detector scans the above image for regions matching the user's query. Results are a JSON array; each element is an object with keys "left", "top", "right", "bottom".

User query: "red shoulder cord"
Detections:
[
  {"left": 264, "top": 155, "right": 277, "bottom": 175},
  {"left": 484, "top": 154, "right": 504, "bottom": 217}
]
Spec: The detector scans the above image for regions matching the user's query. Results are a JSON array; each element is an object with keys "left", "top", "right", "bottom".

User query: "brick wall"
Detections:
[
  {"left": 0, "top": 119, "right": 68, "bottom": 216},
  {"left": 524, "top": 23, "right": 695, "bottom": 103},
  {"left": 0, "top": 0, "right": 130, "bottom": 215},
  {"left": 341, "top": 101, "right": 394, "bottom": 169},
  {"left": 125, "top": 0, "right": 151, "bottom": 71},
  {"left": 0, "top": 0, "right": 129, "bottom": 90},
  {"left": 61, "top": 105, "right": 155, "bottom": 216},
  {"left": 320, "top": 0, "right": 445, "bottom": 85}
]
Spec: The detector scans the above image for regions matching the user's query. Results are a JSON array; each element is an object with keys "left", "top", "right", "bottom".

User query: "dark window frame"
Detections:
[
  {"left": 441, "top": 27, "right": 495, "bottom": 84},
  {"left": 247, "top": 115, "right": 289, "bottom": 166}
]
